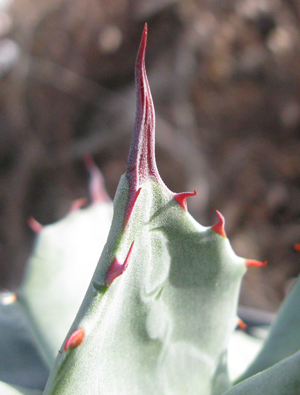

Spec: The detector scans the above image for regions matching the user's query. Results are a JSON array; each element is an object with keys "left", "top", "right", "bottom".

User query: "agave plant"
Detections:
[
  {"left": 41, "top": 24, "right": 265, "bottom": 395},
  {"left": 1, "top": 24, "right": 300, "bottom": 395}
]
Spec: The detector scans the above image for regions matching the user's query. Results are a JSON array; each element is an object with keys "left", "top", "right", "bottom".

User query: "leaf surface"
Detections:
[{"left": 44, "top": 25, "right": 248, "bottom": 395}]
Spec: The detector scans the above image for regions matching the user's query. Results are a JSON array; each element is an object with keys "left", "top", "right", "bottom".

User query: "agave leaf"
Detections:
[
  {"left": 0, "top": 380, "right": 42, "bottom": 395},
  {"left": 223, "top": 350, "right": 300, "bottom": 395},
  {"left": 227, "top": 329, "right": 263, "bottom": 382},
  {"left": 237, "top": 275, "right": 300, "bottom": 382},
  {"left": 0, "top": 295, "right": 48, "bottom": 390},
  {"left": 43, "top": 25, "right": 252, "bottom": 395},
  {"left": 18, "top": 165, "right": 113, "bottom": 367}
]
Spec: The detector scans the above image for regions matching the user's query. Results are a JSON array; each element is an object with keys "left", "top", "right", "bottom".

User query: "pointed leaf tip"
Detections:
[
  {"left": 174, "top": 190, "right": 197, "bottom": 211},
  {"left": 245, "top": 259, "right": 268, "bottom": 268},
  {"left": 105, "top": 241, "right": 134, "bottom": 286},
  {"left": 64, "top": 327, "right": 85, "bottom": 352},
  {"left": 126, "top": 25, "right": 162, "bottom": 193},
  {"left": 211, "top": 210, "right": 226, "bottom": 237},
  {"left": 28, "top": 216, "right": 43, "bottom": 233}
]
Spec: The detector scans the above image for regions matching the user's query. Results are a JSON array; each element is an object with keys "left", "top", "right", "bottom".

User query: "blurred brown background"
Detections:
[{"left": 1, "top": 0, "right": 300, "bottom": 313}]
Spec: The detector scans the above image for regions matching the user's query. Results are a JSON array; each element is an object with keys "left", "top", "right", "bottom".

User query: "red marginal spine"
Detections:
[
  {"left": 64, "top": 328, "right": 85, "bottom": 352},
  {"left": 294, "top": 243, "right": 300, "bottom": 252},
  {"left": 28, "top": 217, "right": 43, "bottom": 233},
  {"left": 174, "top": 190, "right": 197, "bottom": 211},
  {"left": 105, "top": 241, "right": 134, "bottom": 286},
  {"left": 124, "top": 188, "right": 141, "bottom": 228},
  {"left": 245, "top": 259, "right": 268, "bottom": 268},
  {"left": 211, "top": 211, "right": 226, "bottom": 238},
  {"left": 70, "top": 198, "right": 87, "bottom": 212}
]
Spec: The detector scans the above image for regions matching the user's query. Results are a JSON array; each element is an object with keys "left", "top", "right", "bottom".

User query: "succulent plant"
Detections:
[
  {"left": 2, "top": 23, "right": 300, "bottom": 395},
  {"left": 42, "top": 24, "right": 266, "bottom": 395}
]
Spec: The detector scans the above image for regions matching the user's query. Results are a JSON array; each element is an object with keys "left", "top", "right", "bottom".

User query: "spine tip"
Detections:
[
  {"left": 294, "top": 243, "right": 300, "bottom": 252},
  {"left": 174, "top": 190, "right": 197, "bottom": 211},
  {"left": 245, "top": 259, "right": 268, "bottom": 268},
  {"left": 211, "top": 210, "right": 226, "bottom": 238}
]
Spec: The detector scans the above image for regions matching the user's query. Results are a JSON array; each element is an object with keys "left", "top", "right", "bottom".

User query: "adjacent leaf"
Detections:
[
  {"left": 18, "top": 164, "right": 113, "bottom": 367},
  {"left": 0, "top": 380, "right": 42, "bottom": 395},
  {"left": 224, "top": 350, "right": 300, "bottom": 395},
  {"left": 237, "top": 275, "right": 300, "bottom": 382},
  {"left": 0, "top": 296, "right": 48, "bottom": 390},
  {"left": 227, "top": 329, "right": 263, "bottom": 382}
]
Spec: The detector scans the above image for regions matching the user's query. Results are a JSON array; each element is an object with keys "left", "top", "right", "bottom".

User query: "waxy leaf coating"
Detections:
[{"left": 44, "top": 25, "right": 249, "bottom": 395}]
